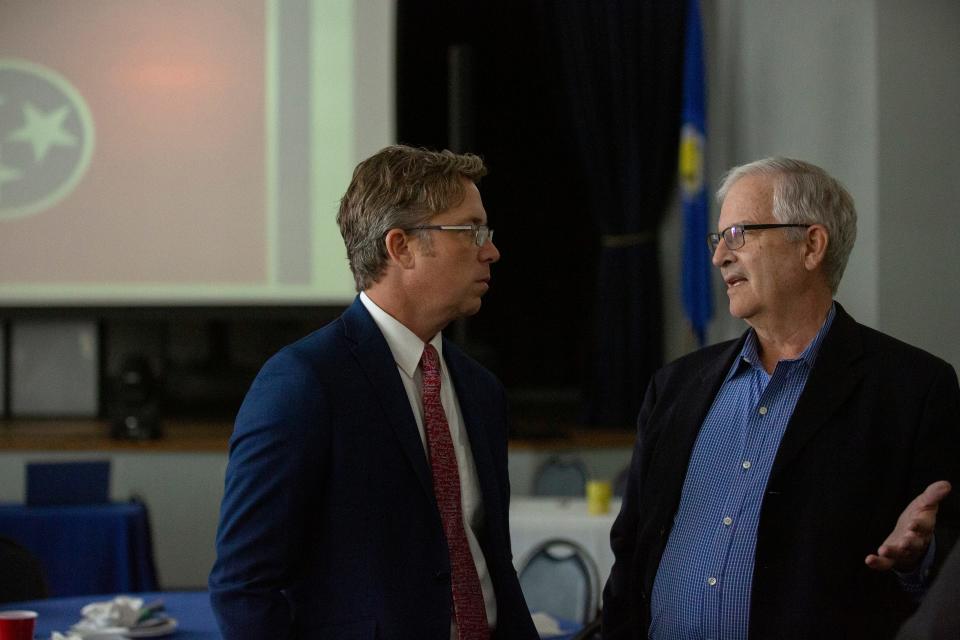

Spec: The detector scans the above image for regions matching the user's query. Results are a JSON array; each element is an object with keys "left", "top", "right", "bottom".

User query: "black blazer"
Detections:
[
  {"left": 209, "top": 297, "right": 538, "bottom": 640},
  {"left": 603, "top": 304, "right": 960, "bottom": 640}
]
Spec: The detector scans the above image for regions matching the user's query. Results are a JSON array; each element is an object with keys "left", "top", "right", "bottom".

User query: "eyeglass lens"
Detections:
[
  {"left": 477, "top": 226, "right": 493, "bottom": 246},
  {"left": 724, "top": 226, "right": 744, "bottom": 249},
  {"left": 707, "top": 225, "right": 744, "bottom": 252}
]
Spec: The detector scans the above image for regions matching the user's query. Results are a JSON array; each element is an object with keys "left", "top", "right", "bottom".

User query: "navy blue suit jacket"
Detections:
[
  {"left": 603, "top": 304, "right": 960, "bottom": 640},
  {"left": 209, "top": 297, "right": 537, "bottom": 640}
]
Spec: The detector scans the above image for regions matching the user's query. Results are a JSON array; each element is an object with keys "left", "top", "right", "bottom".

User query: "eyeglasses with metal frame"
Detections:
[
  {"left": 706, "top": 223, "right": 811, "bottom": 252},
  {"left": 404, "top": 224, "right": 494, "bottom": 247}
]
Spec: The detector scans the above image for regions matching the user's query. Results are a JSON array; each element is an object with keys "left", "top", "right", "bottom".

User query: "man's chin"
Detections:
[
  {"left": 462, "top": 299, "right": 483, "bottom": 317},
  {"left": 728, "top": 300, "right": 752, "bottom": 321},
  {"left": 726, "top": 289, "right": 755, "bottom": 319},
  {"left": 442, "top": 299, "right": 483, "bottom": 326}
]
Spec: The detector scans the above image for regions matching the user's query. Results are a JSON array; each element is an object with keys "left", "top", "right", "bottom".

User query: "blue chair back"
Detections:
[
  {"left": 517, "top": 538, "right": 600, "bottom": 625},
  {"left": 533, "top": 456, "right": 588, "bottom": 497},
  {"left": 26, "top": 460, "right": 110, "bottom": 506}
]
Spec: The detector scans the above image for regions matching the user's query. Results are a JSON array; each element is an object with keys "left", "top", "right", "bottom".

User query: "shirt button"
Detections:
[
  {"left": 758, "top": 406, "right": 768, "bottom": 415},
  {"left": 742, "top": 460, "right": 752, "bottom": 470},
  {"left": 723, "top": 516, "right": 733, "bottom": 526},
  {"left": 707, "top": 577, "right": 718, "bottom": 586}
]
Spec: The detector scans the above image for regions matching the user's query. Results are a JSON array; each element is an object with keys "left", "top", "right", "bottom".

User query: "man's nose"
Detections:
[
  {"left": 480, "top": 238, "right": 500, "bottom": 263},
  {"left": 711, "top": 241, "right": 731, "bottom": 268}
]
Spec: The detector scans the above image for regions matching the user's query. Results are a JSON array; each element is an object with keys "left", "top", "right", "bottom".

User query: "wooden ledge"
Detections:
[
  {"left": 0, "top": 420, "right": 635, "bottom": 453},
  {"left": 0, "top": 420, "right": 232, "bottom": 452},
  {"left": 509, "top": 427, "right": 635, "bottom": 450}
]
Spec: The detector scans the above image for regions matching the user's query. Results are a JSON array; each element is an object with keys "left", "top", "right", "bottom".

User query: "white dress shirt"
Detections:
[{"left": 360, "top": 292, "right": 497, "bottom": 635}]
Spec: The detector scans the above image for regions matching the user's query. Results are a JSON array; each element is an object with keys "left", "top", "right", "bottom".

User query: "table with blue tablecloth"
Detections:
[
  {"left": 0, "top": 502, "right": 157, "bottom": 597},
  {"left": 1, "top": 592, "right": 582, "bottom": 640},
  {"left": 1, "top": 591, "right": 218, "bottom": 639}
]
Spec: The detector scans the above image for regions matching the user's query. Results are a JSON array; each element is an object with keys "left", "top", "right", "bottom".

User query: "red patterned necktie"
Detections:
[{"left": 420, "top": 344, "right": 490, "bottom": 640}]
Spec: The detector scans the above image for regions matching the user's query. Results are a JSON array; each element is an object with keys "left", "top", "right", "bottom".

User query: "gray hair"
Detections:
[
  {"left": 716, "top": 157, "right": 857, "bottom": 293},
  {"left": 337, "top": 145, "right": 487, "bottom": 291}
]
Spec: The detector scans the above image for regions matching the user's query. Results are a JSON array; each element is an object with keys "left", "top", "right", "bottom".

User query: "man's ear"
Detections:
[
  {"left": 803, "top": 224, "right": 829, "bottom": 272},
  {"left": 384, "top": 228, "right": 416, "bottom": 269}
]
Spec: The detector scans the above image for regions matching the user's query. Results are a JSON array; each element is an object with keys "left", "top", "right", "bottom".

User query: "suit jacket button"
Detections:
[{"left": 436, "top": 569, "right": 450, "bottom": 582}]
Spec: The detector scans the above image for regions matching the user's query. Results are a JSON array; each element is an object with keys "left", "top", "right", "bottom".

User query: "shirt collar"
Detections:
[
  {"left": 359, "top": 291, "right": 443, "bottom": 377},
  {"left": 727, "top": 302, "right": 837, "bottom": 380}
]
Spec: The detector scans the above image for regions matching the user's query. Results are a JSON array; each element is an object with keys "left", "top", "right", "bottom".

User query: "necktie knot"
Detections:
[{"left": 421, "top": 343, "right": 440, "bottom": 376}]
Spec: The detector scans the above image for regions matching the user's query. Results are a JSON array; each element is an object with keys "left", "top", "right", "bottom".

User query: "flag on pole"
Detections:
[{"left": 679, "top": 0, "right": 712, "bottom": 346}]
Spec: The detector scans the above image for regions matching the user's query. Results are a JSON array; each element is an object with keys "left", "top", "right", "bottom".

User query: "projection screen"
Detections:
[{"left": 0, "top": 0, "right": 393, "bottom": 305}]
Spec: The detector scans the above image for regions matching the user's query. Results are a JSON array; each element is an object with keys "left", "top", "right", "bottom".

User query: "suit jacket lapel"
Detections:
[
  {"left": 681, "top": 338, "right": 744, "bottom": 441},
  {"left": 647, "top": 336, "right": 745, "bottom": 524},
  {"left": 769, "top": 304, "right": 865, "bottom": 482},
  {"left": 341, "top": 298, "right": 435, "bottom": 500},
  {"left": 637, "top": 336, "right": 745, "bottom": 597}
]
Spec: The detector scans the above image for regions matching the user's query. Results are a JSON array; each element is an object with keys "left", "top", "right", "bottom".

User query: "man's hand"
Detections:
[{"left": 865, "top": 480, "right": 952, "bottom": 572}]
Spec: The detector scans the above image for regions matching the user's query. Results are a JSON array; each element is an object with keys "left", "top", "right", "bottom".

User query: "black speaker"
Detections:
[{"left": 109, "top": 355, "right": 162, "bottom": 440}]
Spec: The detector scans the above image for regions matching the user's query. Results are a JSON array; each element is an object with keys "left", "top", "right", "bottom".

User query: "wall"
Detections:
[
  {"left": 663, "top": 1, "right": 959, "bottom": 374},
  {"left": 876, "top": 0, "right": 960, "bottom": 369},
  {"left": 664, "top": 0, "right": 880, "bottom": 357}
]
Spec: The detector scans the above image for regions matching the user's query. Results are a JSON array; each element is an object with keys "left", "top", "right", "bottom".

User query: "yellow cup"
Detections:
[{"left": 586, "top": 480, "right": 612, "bottom": 515}]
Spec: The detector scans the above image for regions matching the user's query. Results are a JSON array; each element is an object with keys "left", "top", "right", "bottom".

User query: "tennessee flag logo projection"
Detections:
[
  {"left": 0, "top": 1, "right": 266, "bottom": 289},
  {"left": 0, "top": 59, "right": 95, "bottom": 221}
]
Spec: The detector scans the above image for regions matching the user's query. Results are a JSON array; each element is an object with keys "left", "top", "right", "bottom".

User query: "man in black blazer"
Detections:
[
  {"left": 603, "top": 158, "right": 959, "bottom": 639},
  {"left": 209, "top": 146, "right": 538, "bottom": 640}
]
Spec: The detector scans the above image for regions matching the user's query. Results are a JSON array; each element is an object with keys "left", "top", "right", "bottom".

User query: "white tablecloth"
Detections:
[{"left": 509, "top": 496, "right": 621, "bottom": 589}]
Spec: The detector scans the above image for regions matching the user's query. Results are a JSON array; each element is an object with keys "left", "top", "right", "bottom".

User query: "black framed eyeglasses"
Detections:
[
  {"left": 707, "top": 223, "right": 811, "bottom": 252},
  {"left": 405, "top": 224, "right": 494, "bottom": 247}
]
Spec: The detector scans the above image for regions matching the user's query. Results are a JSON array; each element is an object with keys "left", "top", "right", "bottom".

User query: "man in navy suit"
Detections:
[
  {"left": 602, "top": 158, "right": 959, "bottom": 639},
  {"left": 209, "top": 145, "right": 538, "bottom": 640}
]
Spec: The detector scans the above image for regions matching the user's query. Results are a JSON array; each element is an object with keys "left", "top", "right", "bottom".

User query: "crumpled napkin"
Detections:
[
  {"left": 49, "top": 596, "right": 145, "bottom": 639},
  {"left": 78, "top": 596, "right": 144, "bottom": 629},
  {"left": 531, "top": 611, "right": 566, "bottom": 637}
]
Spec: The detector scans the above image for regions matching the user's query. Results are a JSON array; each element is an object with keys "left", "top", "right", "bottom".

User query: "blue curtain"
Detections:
[{"left": 542, "top": 0, "right": 687, "bottom": 425}]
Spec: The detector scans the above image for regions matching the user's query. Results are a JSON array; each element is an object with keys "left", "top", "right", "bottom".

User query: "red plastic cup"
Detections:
[{"left": 0, "top": 610, "right": 37, "bottom": 640}]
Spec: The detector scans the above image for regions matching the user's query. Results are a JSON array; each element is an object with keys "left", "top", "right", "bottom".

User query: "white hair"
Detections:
[{"left": 717, "top": 157, "right": 857, "bottom": 293}]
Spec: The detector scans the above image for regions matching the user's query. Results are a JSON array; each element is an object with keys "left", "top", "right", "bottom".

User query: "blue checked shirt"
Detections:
[{"left": 649, "top": 305, "right": 836, "bottom": 640}]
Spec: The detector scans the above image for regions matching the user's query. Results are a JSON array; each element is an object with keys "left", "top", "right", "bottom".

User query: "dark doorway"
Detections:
[{"left": 396, "top": 0, "right": 597, "bottom": 431}]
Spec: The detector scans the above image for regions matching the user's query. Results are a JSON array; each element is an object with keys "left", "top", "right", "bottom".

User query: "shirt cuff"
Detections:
[{"left": 894, "top": 536, "right": 936, "bottom": 596}]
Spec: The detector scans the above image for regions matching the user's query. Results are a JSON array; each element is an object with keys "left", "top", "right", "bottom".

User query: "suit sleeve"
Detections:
[
  {"left": 209, "top": 349, "right": 329, "bottom": 640},
  {"left": 915, "top": 361, "right": 960, "bottom": 566},
  {"left": 602, "top": 375, "right": 660, "bottom": 640},
  {"left": 894, "top": 362, "right": 960, "bottom": 636}
]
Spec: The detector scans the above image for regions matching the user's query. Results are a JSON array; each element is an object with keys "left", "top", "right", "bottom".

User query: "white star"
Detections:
[
  {"left": 7, "top": 102, "right": 78, "bottom": 163},
  {"left": 0, "top": 144, "right": 24, "bottom": 204}
]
